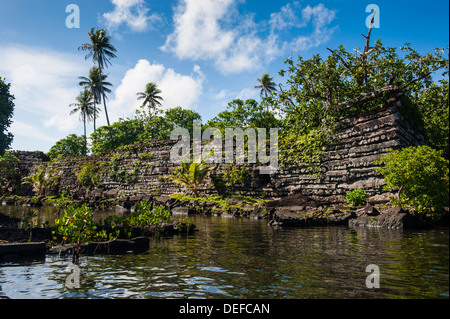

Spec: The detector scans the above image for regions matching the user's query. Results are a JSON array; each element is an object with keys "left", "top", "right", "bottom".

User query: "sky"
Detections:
[{"left": 0, "top": 0, "right": 448, "bottom": 153}]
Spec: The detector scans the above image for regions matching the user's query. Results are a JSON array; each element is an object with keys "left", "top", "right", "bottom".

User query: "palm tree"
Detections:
[
  {"left": 137, "top": 82, "right": 164, "bottom": 115},
  {"left": 169, "top": 162, "right": 214, "bottom": 197},
  {"left": 69, "top": 89, "right": 95, "bottom": 155},
  {"left": 22, "top": 166, "right": 48, "bottom": 196},
  {"left": 79, "top": 66, "right": 112, "bottom": 131},
  {"left": 255, "top": 73, "right": 277, "bottom": 98},
  {"left": 79, "top": 27, "right": 117, "bottom": 126}
]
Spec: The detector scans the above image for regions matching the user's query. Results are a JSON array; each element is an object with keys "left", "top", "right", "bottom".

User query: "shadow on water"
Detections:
[{"left": 0, "top": 206, "right": 448, "bottom": 299}]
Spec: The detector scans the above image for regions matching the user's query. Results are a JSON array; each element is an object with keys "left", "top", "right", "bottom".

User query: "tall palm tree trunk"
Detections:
[
  {"left": 83, "top": 113, "right": 87, "bottom": 155},
  {"left": 97, "top": 60, "right": 110, "bottom": 126},
  {"left": 93, "top": 101, "right": 97, "bottom": 131}
]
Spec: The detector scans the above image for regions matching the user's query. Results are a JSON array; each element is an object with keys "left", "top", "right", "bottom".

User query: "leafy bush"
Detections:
[
  {"left": 54, "top": 204, "right": 116, "bottom": 262},
  {"left": 0, "top": 151, "right": 20, "bottom": 189},
  {"left": 103, "top": 201, "right": 173, "bottom": 238},
  {"left": 345, "top": 188, "right": 369, "bottom": 207},
  {"left": 375, "top": 146, "right": 449, "bottom": 215},
  {"left": 77, "top": 162, "right": 100, "bottom": 189},
  {"left": 22, "top": 166, "right": 50, "bottom": 196},
  {"left": 47, "top": 134, "right": 88, "bottom": 160},
  {"left": 0, "top": 78, "right": 15, "bottom": 155},
  {"left": 169, "top": 162, "right": 214, "bottom": 197}
]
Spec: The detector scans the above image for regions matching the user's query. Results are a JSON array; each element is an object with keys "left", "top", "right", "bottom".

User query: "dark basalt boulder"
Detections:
[{"left": 349, "top": 207, "right": 434, "bottom": 230}]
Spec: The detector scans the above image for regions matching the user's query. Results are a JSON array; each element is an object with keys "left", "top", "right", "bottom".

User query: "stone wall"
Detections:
[
  {"left": 3, "top": 103, "right": 426, "bottom": 205},
  {"left": 268, "top": 104, "right": 426, "bottom": 203}
]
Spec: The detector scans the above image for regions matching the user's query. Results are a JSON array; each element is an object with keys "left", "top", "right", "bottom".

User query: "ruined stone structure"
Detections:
[{"left": 3, "top": 104, "right": 425, "bottom": 205}]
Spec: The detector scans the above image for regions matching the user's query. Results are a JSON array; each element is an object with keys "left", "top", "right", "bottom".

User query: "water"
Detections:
[{"left": 0, "top": 207, "right": 448, "bottom": 299}]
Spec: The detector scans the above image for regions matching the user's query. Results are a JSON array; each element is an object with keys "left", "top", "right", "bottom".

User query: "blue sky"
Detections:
[{"left": 0, "top": 0, "right": 448, "bottom": 152}]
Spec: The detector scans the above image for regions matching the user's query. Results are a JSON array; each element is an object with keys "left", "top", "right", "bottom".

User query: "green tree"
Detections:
[
  {"left": 89, "top": 106, "right": 200, "bottom": 154},
  {"left": 169, "top": 161, "right": 214, "bottom": 197},
  {"left": 0, "top": 151, "right": 20, "bottom": 194},
  {"left": 275, "top": 28, "right": 448, "bottom": 173},
  {"left": 79, "top": 27, "right": 117, "bottom": 126},
  {"left": 78, "top": 66, "right": 112, "bottom": 131},
  {"left": 54, "top": 204, "right": 116, "bottom": 263},
  {"left": 90, "top": 118, "right": 144, "bottom": 154},
  {"left": 205, "top": 99, "right": 281, "bottom": 133},
  {"left": 77, "top": 162, "right": 100, "bottom": 190},
  {"left": 137, "top": 82, "right": 164, "bottom": 115},
  {"left": 47, "top": 134, "right": 88, "bottom": 160},
  {"left": 255, "top": 73, "right": 277, "bottom": 98},
  {"left": 70, "top": 89, "right": 96, "bottom": 155},
  {"left": 375, "top": 146, "right": 449, "bottom": 216},
  {"left": 164, "top": 106, "right": 202, "bottom": 136},
  {"left": 22, "top": 166, "right": 49, "bottom": 196},
  {"left": 0, "top": 78, "right": 15, "bottom": 155},
  {"left": 413, "top": 79, "right": 449, "bottom": 158}
]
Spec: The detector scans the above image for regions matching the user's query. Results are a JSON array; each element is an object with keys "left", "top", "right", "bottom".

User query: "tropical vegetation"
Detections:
[
  {"left": 53, "top": 204, "right": 117, "bottom": 263},
  {"left": 0, "top": 78, "right": 15, "bottom": 156},
  {"left": 345, "top": 189, "right": 370, "bottom": 207},
  {"left": 375, "top": 146, "right": 449, "bottom": 216},
  {"left": 79, "top": 27, "right": 117, "bottom": 126},
  {"left": 169, "top": 161, "right": 215, "bottom": 197},
  {"left": 137, "top": 82, "right": 164, "bottom": 115},
  {"left": 2, "top": 24, "right": 449, "bottom": 221},
  {"left": 78, "top": 66, "right": 112, "bottom": 131},
  {"left": 21, "top": 166, "right": 50, "bottom": 197},
  {"left": 46, "top": 134, "right": 88, "bottom": 160},
  {"left": 69, "top": 89, "right": 96, "bottom": 155}
]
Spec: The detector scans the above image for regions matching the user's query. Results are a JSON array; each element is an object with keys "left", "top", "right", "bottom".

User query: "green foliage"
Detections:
[
  {"left": 77, "top": 162, "right": 100, "bottom": 189},
  {"left": 103, "top": 201, "right": 173, "bottom": 238},
  {"left": 222, "top": 165, "right": 251, "bottom": 186},
  {"left": 137, "top": 82, "right": 163, "bottom": 114},
  {"left": 205, "top": 99, "right": 281, "bottom": 134},
  {"left": 22, "top": 209, "right": 38, "bottom": 241},
  {"left": 90, "top": 118, "right": 145, "bottom": 154},
  {"left": 0, "top": 78, "right": 15, "bottom": 155},
  {"left": 255, "top": 73, "right": 277, "bottom": 98},
  {"left": 0, "top": 151, "right": 20, "bottom": 185},
  {"left": 54, "top": 204, "right": 116, "bottom": 263},
  {"left": 375, "top": 146, "right": 449, "bottom": 215},
  {"left": 413, "top": 79, "right": 449, "bottom": 158},
  {"left": 89, "top": 107, "right": 201, "bottom": 155},
  {"left": 279, "top": 128, "right": 330, "bottom": 176},
  {"left": 276, "top": 39, "right": 449, "bottom": 173},
  {"left": 164, "top": 106, "right": 202, "bottom": 137},
  {"left": 169, "top": 161, "right": 214, "bottom": 197},
  {"left": 47, "top": 134, "right": 88, "bottom": 160},
  {"left": 22, "top": 166, "right": 50, "bottom": 196},
  {"left": 345, "top": 188, "right": 369, "bottom": 207}
]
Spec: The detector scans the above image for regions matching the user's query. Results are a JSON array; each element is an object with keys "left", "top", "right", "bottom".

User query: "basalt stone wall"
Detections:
[
  {"left": 268, "top": 104, "right": 426, "bottom": 203},
  {"left": 1, "top": 151, "right": 50, "bottom": 196},
  {"left": 4, "top": 103, "right": 426, "bottom": 205}
]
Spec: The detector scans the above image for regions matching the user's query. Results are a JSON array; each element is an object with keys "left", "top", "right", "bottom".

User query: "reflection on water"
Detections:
[{"left": 0, "top": 207, "right": 448, "bottom": 299}]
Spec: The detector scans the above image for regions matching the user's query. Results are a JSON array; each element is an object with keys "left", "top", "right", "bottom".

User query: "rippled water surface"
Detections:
[{"left": 1, "top": 211, "right": 448, "bottom": 299}]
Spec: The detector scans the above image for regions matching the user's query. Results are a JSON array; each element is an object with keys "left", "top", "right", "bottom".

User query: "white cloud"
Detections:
[
  {"left": 162, "top": 0, "right": 263, "bottom": 74},
  {"left": 0, "top": 45, "right": 88, "bottom": 135},
  {"left": 236, "top": 87, "right": 259, "bottom": 101},
  {"left": 269, "top": 1, "right": 304, "bottom": 31},
  {"left": 292, "top": 4, "right": 337, "bottom": 51},
  {"left": 162, "top": 0, "right": 337, "bottom": 74},
  {"left": 107, "top": 59, "right": 204, "bottom": 121},
  {"left": 10, "top": 121, "right": 54, "bottom": 143},
  {"left": 161, "top": 0, "right": 235, "bottom": 60},
  {"left": 102, "top": 0, "right": 161, "bottom": 32}
]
